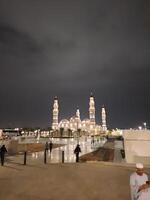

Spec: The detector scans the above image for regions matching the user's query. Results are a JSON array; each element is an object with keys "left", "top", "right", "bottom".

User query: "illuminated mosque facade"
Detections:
[{"left": 52, "top": 94, "right": 107, "bottom": 135}]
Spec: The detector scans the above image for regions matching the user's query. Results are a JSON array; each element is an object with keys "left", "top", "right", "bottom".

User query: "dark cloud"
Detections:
[{"left": 0, "top": 0, "right": 149, "bottom": 128}]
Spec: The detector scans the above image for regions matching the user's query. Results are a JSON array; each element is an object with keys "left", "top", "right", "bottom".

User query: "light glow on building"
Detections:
[{"left": 51, "top": 94, "right": 107, "bottom": 135}]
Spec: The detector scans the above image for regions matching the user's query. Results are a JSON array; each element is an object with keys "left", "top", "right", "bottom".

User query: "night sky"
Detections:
[{"left": 0, "top": 0, "right": 150, "bottom": 129}]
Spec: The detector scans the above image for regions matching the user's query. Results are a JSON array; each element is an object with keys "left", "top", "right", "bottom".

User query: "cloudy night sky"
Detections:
[{"left": 0, "top": 0, "right": 149, "bottom": 129}]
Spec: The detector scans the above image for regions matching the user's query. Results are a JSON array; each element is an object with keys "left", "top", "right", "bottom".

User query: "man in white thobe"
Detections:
[{"left": 130, "top": 163, "right": 150, "bottom": 200}]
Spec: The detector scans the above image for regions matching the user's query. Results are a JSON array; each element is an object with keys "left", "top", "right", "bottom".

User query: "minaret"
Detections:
[
  {"left": 76, "top": 107, "right": 80, "bottom": 120},
  {"left": 102, "top": 105, "right": 107, "bottom": 132},
  {"left": 76, "top": 107, "right": 81, "bottom": 129},
  {"left": 52, "top": 96, "right": 59, "bottom": 130},
  {"left": 89, "top": 93, "right": 96, "bottom": 127}
]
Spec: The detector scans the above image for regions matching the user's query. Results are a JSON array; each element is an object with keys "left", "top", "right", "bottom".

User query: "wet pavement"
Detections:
[
  {"left": 30, "top": 136, "right": 107, "bottom": 163},
  {"left": 1, "top": 136, "right": 127, "bottom": 165},
  {"left": 2, "top": 137, "right": 125, "bottom": 164}
]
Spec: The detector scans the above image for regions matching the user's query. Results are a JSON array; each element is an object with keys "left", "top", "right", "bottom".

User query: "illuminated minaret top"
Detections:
[
  {"left": 52, "top": 96, "right": 59, "bottom": 130},
  {"left": 102, "top": 105, "right": 107, "bottom": 132},
  {"left": 89, "top": 93, "right": 96, "bottom": 126},
  {"left": 76, "top": 108, "right": 80, "bottom": 120},
  {"left": 76, "top": 107, "right": 81, "bottom": 129}
]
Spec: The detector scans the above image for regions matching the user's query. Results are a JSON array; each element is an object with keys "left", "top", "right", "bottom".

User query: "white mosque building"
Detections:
[{"left": 51, "top": 94, "right": 107, "bottom": 135}]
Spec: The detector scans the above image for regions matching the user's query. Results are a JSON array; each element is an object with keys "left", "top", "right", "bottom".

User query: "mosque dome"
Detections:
[
  {"left": 59, "top": 119, "right": 69, "bottom": 130},
  {"left": 82, "top": 118, "right": 90, "bottom": 124},
  {"left": 81, "top": 119, "right": 90, "bottom": 131},
  {"left": 69, "top": 116, "right": 81, "bottom": 131}
]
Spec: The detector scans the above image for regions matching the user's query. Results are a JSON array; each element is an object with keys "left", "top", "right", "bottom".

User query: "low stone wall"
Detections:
[
  {"left": 7, "top": 140, "right": 19, "bottom": 155},
  {"left": 123, "top": 130, "right": 150, "bottom": 164}
]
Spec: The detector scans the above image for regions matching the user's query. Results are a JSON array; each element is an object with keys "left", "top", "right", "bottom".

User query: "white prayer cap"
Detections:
[{"left": 136, "top": 163, "right": 144, "bottom": 169}]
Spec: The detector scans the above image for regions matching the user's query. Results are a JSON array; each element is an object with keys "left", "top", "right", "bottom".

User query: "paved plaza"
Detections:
[
  {"left": 0, "top": 161, "right": 139, "bottom": 200},
  {"left": 1, "top": 137, "right": 150, "bottom": 200}
]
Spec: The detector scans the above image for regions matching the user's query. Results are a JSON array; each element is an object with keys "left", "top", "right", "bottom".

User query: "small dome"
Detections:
[
  {"left": 82, "top": 118, "right": 90, "bottom": 123},
  {"left": 70, "top": 116, "right": 79, "bottom": 123},
  {"left": 60, "top": 119, "right": 69, "bottom": 123},
  {"left": 59, "top": 119, "right": 70, "bottom": 130}
]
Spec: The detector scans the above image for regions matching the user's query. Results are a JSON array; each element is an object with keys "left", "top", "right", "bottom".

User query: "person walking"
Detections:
[
  {"left": 74, "top": 144, "right": 81, "bottom": 162},
  {"left": 0, "top": 145, "right": 7, "bottom": 166},
  {"left": 49, "top": 141, "right": 53, "bottom": 153},
  {"left": 45, "top": 142, "right": 49, "bottom": 152}
]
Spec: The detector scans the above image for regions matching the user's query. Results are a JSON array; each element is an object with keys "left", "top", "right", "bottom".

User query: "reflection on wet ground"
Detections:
[{"left": 30, "top": 137, "right": 106, "bottom": 163}]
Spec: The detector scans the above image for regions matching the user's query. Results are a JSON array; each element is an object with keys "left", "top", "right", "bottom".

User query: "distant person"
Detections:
[
  {"left": 120, "top": 149, "right": 125, "bottom": 159},
  {"left": 130, "top": 163, "right": 150, "bottom": 200},
  {"left": 91, "top": 137, "right": 94, "bottom": 145},
  {"left": 0, "top": 145, "right": 7, "bottom": 166},
  {"left": 49, "top": 141, "right": 53, "bottom": 153},
  {"left": 74, "top": 144, "right": 81, "bottom": 162},
  {"left": 45, "top": 142, "right": 49, "bottom": 152}
]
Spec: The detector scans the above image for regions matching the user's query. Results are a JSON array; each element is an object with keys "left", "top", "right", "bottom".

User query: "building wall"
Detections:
[{"left": 123, "top": 130, "right": 150, "bottom": 164}]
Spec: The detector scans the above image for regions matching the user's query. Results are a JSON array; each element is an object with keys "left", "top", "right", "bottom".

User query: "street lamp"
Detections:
[
  {"left": 143, "top": 122, "right": 147, "bottom": 130},
  {"left": 138, "top": 126, "right": 142, "bottom": 130}
]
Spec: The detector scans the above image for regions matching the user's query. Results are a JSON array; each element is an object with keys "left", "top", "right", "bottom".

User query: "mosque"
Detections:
[{"left": 51, "top": 93, "right": 107, "bottom": 135}]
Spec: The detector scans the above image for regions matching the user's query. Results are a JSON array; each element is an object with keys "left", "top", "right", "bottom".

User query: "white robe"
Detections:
[
  {"left": 138, "top": 188, "right": 150, "bottom": 200},
  {"left": 130, "top": 172, "right": 148, "bottom": 200}
]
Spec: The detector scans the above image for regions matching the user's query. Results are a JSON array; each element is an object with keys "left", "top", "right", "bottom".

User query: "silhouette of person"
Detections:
[
  {"left": 91, "top": 136, "right": 94, "bottom": 145},
  {"left": 0, "top": 145, "right": 7, "bottom": 166},
  {"left": 45, "top": 142, "right": 49, "bottom": 152},
  {"left": 49, "top": 141, "right": 53, "bottom": 153},
  {"left": 74, "top": 144, "right": 81, "bottom": 162}
]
